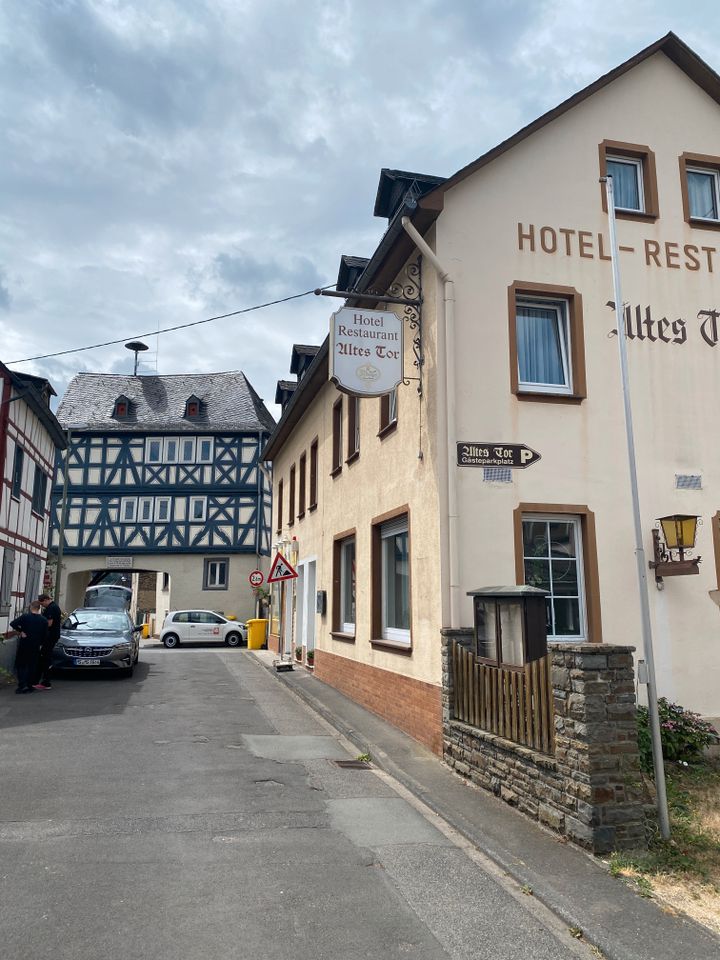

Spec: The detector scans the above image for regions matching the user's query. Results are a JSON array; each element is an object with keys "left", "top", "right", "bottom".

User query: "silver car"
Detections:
[{"left": 52, "top": 607, "right": 142, "bottom": 677}]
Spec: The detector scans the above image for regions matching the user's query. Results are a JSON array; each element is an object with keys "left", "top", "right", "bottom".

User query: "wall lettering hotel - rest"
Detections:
[{"left": 457, "top": 443, "right": 541, "bottom": 468}]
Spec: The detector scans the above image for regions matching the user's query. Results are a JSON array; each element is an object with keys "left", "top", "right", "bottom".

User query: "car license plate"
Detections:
[{"left": 75, "top": 657, "right": 101, "bottom": 666}]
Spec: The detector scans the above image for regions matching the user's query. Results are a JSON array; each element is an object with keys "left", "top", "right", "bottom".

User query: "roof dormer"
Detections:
[
  {"left": 113, "top": 394, "right": 132, "bottom": 419},
  {"left": 184, "top": 394, "right": 202, "bottom": 419}
]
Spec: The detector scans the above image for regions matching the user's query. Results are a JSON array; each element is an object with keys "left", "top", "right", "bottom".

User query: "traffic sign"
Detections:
[
  {"left": 267, "top": 552, "right": 298, "bottom": 583},
  {"left": 248, "top": 570, "right": 264, "bottom": 587},
  {"left": 456, "top": 442, "right": 541, "bottom": 469}
]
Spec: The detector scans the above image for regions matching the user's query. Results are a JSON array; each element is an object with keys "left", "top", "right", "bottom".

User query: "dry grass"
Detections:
[{"left": 609, "top": 759, "right": 720, "bottom": 936}]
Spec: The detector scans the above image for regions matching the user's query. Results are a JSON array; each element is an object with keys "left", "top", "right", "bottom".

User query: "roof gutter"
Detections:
[{"left": 401, "top": 216, "right": 459, "bottom": 630}]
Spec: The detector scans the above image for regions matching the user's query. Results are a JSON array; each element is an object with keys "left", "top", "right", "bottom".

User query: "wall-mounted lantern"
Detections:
[
  {"left": 467, "top": 585, "right": 548, "bottom": 667},
  {"left": 649, "top": 514, "right": 701, "bottom": 587}
]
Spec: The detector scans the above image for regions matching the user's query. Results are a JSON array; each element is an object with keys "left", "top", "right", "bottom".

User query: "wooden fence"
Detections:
[{"left": 451, "top": 642, "right": 555, "bottom": 755}]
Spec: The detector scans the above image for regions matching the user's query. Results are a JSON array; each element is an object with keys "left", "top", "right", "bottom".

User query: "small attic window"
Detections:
[
  {"left": 185, "top": 395, "right": 202, "bottom": 419},
  {"left": 113, "top": 395, "right": 131, "bottom": 419}
]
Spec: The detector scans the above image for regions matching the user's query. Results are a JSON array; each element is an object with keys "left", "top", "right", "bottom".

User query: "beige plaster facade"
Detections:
[{"left": 265, "top": 36, "right": 720, "bottom": 748}]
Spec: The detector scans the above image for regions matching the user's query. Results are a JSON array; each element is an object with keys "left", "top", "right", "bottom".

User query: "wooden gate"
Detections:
[{"left": 451, "top": 642, "right": 555, "bottom": 755}]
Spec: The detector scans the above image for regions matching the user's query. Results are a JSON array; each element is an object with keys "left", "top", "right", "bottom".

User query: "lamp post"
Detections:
[{"left": 603, "top": 174, "right": 671, "bottom": 839}]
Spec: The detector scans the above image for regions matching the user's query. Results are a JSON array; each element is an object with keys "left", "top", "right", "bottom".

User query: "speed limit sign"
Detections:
[{"left": 248, "top": 570, "right": 264, "bottom": 587}]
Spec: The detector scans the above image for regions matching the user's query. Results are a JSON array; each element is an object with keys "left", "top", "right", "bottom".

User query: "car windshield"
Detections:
[{"left": 67, "top": 611, "right": 128, "bottom": 633}]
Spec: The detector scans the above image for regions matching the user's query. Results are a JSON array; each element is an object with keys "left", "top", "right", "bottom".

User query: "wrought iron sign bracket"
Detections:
[
  {"left": 649, "top": 528, "right": 701, "bottom": 587},
  {"left": 364, "top": 256, "right": 424, "bottom": 396}
]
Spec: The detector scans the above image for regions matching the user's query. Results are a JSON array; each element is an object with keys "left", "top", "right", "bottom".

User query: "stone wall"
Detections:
[{"left": 442, "top": 631, "right": 646, "bottom": 854}]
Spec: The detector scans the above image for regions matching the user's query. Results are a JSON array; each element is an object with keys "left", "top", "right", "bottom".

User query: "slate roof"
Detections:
[{"left": 57, "top": 371, "right": 276, "bottom": 434}]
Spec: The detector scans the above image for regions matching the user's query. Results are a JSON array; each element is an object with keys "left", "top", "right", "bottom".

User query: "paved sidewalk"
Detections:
[{"left": 252, "top": 651, "right": 720, "bottom": 960}]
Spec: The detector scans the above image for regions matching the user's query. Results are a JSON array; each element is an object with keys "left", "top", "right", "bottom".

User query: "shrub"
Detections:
[{"left": 637, "top": 698, "right": 719, "bottom": 770}]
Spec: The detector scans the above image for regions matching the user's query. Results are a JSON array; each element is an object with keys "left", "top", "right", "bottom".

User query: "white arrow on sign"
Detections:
[{"left": 267, "top": 552, "right": 298, "bottom": 583}]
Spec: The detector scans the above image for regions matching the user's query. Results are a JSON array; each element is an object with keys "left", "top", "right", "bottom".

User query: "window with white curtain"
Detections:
[
  {"left": 380, "top": 516, "right": 410, "bottom": 644},
  {"left": 687, "top": 166, "right": 720, "bottom": 220},
  {"left": 516, "top": 296, "right": 571, "bottom": 394},
  {"left": 606, "top": 155, "right": 644, "bottom": 211}
]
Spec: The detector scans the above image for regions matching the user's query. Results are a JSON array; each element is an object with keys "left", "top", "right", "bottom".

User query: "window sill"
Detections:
[
  {"left": 330, "top": 465, "right": 342, "bottom": 478},
  {"left": 203, "top": 586, "right": 229, "bottom": 591},
  {"left": 346, "top": 450, "right": 360, "bottom": 466},
  {"left": 370, "top": 637, "right": 412, "bottom": 655},
  {"left": 688, "top": 216, "right": 720, "bottom": 231},
  {"left": 377, "top": 421, "right": 398, "bottom": 440},
  {"left": 308, "top": 503, "right": 318, "bottom": 513},
  {"left": 614, "top": 209, "right": 658, "bottom": 223},
  {"left": 288, "top": 520, "right": 294, "bottom": 528},
  {"left": 515, "top": 391, "right": 584, "bottom": 405},
  {"left": 330, "top": 631, "right": 356, "bottom": 643},
  {"left": 297, "top": 510, "right": 305, "bottom": 521}
]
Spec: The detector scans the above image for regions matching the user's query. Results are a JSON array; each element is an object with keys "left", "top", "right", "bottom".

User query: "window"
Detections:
[
  {"left": 155, "top": 497, "right": 171, "bottom": 522},
  {"left": 164, "top": 437, "right": 179, "bottom": 463},
  {"left": 179, "top": 437, "right": 196, "bottom": 463},
  {"left": 173, "top": 611, "right": 190, "bottom": 623},
  {"left": 521, "top": 515, "right": 585, "bottom": 641},
  {"left": 198, "top": 438, "right": 214, "bottom": 463},
  {"left": 298, "top": 453, "right": 306, "bottom": 519},
  {"left": 347, "top": 397, "right": 360, "bottom": 462},
  {"left": 288, "top": 464, "right": 296, "bottom": 526},
  {"left": 113, "top": 395, "right": 131, "bottom": 419},
  {"left": 162, "top": 572, "right": 170, "bottom": 591},
  {"left": 138, "top": 497, "right": 154, "bottom": 522},
  {"left": 680, "top": 153, "right": 720, "bottom": 228},
  {"left": 0, "top": 548, "right": 16, "bottom": 615},
  {"left": 379, "top": 389, "right": 398, "bottom": 436},
  {"left": 508, "top": 282, "right": 586, "bottom": 402},
  {"left": 31, "top": 466, "right": 48, "bottom": 515},
  {"left": 203, "top": 558, "right": 229, "bottom": 590},
  {"left": 11, "top": 447, "right": 23, "bottom": 500},
  {"left": 372, "top": 511, "right": 410, "bottom": 647},
  {"left": 120, "top": 497, "right": 137, "bottom": 523},
  {"left": 309, "top": 438, "right": 318, "bottom": 510},
  {"left": 192, "top": 611, "right": 225, "bottom": 623},
  {"left": 598, "top": 140, "right": 658, "bottom": 220},
  {"left": 185, "top": 395, "right": 201, "bottom": 419},
  {"left": 333, "top": 533, "right": 356, "bottom": 637},
  {"left": 331, "top": 397, "right": 343, "bottom": 475},
  {"left": 515, "top": 296, "right": 571, "bottom": 394},
  {"left": 276, "top": 479, "right": 284, "bottom": 535},
  {"left": 146, "top": 438, "right": 162, "bottom": 464},
  {"left": 189, "top": 496, "right": 207, "bottom": 522}
]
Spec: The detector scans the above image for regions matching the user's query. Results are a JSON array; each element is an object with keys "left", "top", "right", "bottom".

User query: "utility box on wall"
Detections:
[{"left": 467, "top": 585, "right": 548, "bottom": 666}]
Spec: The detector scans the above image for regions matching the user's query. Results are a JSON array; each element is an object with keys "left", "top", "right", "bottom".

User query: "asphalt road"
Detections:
[{"left": 0, "top": 647, "right": 592, "bottom": 960}]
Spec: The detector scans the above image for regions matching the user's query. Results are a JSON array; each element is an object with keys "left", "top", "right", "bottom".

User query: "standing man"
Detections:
[
  {"left": 3, "top": 601, "right": 48, "bottom": 694},
  {"left": 36, "top": 593, "right": 62, "bottom": 690}
]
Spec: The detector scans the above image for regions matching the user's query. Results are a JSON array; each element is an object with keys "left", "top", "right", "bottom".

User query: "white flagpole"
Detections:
[{"left": 602, "top": 174, "right": 670, "bottom": 839}]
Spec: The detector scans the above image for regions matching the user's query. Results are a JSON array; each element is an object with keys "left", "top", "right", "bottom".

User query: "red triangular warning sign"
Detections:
[{"left": 267, "top": 551, "right": 298, "bottom": 582}]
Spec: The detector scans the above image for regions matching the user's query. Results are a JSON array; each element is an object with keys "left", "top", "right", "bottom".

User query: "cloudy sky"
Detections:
[{"left": 2, "top": 1, "right": 720, "bottom": 420}]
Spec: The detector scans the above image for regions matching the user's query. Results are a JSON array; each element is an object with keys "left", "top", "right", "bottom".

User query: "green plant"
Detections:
[
  {"left": 306, "top": 649, "right": 314, "bottom": 665},
  {"left": 637, "top": 699, "right": 719, "bottom": 770},
  {"left": 295, "top": 646, "right": 302, "bottom": 660},
  {"left": 357, "top": 753, "right": 371, "bottom": 763},
  {"left": 0, "top": 666, "right": 15, "bottom": 686}
]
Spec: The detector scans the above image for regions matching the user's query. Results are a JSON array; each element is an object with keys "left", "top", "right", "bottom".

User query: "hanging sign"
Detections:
[
  {"left": 248, "top": 570, "right": 264, "bottom": 587},
  {"left": 329, "top": 307, "right": 403, "bottom": 397},
  {"left": 457, "top": 442, "right": 541, "bottom": 469},
  {"left": 267, "top": 552, "right": 298, "bottom": 583}
]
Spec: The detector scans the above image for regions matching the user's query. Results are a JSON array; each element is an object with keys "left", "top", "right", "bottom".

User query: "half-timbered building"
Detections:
[
  {"left": 0, "top": 362, "right": 66, "bottom": 671},
  {"left": 52, "top": 371, "right": 275, "bottom": 626}
]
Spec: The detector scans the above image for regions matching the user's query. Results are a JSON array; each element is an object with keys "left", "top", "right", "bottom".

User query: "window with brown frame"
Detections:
[
  {"left": 371, "top": 508, "right": 411, "bottom": 650},
  {"left": 309, "top": 438, "right": 318, "bottom": 510},
  {"left": 288, "top": 464, "right": 296, "bottom": 526},
  {"left": 347, "top": 396, "right": 360, "bottom": 463},
  {"left": 508, "top": 281, "right": 586, "bottom": 404},
  {"left": 513, "top": 503, "right": 602, "bottom": 644},
  {"left": 331, "top": 397, "right": 343, "bottom": 475},
  {"left": 679, "top": 153, "right": 720, "bottom": 229},
  {"left": 332, "top": 530, "right": 356, "bottom": 640},
  {"left": 298, "top": 452, "right": 306, "bottom": 519},
  {"left": 378, "top": 388, "right": 398, "bottom": 437},
  {"left": 598, "top": 140, "right": 658, "bottom": 221},
  {"left": 276, "top": 479, "right": 283, "bottom": 535}
]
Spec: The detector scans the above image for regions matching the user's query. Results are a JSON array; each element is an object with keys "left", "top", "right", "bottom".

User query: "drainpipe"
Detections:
[{"left": 401, "top": 217, "right": 459, "bottom": 629}]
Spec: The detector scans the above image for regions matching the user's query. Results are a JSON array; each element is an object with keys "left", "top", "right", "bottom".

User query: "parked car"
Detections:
[
  {"left": 52, "top": 607, "right": 142, "bottom": 676},
  {"left": 84, "top": 584, "right": 132, "bottom": 610},
  {"left": 160, "top": 611, "right": 247, "bottom": 648}
]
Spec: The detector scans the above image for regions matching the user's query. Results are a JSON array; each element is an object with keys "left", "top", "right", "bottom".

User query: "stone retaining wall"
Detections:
[{"left": 442, "top": 630, "right": 646, "bottom": 854}]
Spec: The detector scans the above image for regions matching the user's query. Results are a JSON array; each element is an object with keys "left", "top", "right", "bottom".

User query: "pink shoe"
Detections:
[{"left": 32, "top": 684, "right": 50, "bottom": 691}]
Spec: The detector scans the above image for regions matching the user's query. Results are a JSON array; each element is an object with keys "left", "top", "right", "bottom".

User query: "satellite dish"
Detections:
[{"left": 125, "top": 341, "right": 149, "bottom": 375}]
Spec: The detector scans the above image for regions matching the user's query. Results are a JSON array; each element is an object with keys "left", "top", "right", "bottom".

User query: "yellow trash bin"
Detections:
[
  {"left": 246, "top": 618, "right": 268, "bottom": 650},
  {"left": 142, "top": 623, "right": 150, "bottom": 639}
]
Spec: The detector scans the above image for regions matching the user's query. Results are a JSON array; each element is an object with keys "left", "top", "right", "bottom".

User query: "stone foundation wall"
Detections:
[{"left": 442, "top": 631, "right": 646, "bottom": 854}]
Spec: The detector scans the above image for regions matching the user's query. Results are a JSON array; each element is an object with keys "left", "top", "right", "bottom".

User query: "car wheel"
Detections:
[
  {"left": 163, "top": 633, "right": 180, "bottom": 649},
  {"left": 225, "top": 632, "right": 242, "bottom": 647}
]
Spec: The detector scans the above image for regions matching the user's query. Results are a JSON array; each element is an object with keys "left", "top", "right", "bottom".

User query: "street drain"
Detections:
[
  {"left": 253, "top": 778, "right": 282, "bottom": 786},
  {"left": 332, "top": 760, "right": 372, "bottom": 769}
]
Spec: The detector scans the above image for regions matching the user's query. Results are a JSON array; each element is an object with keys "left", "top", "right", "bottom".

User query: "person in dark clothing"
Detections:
[
  {"left": 36, "top": 593, "right": 62, "bottom": 689},
  {"left": 4, "top": 601, "right": 48, "bottom": 694}
]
